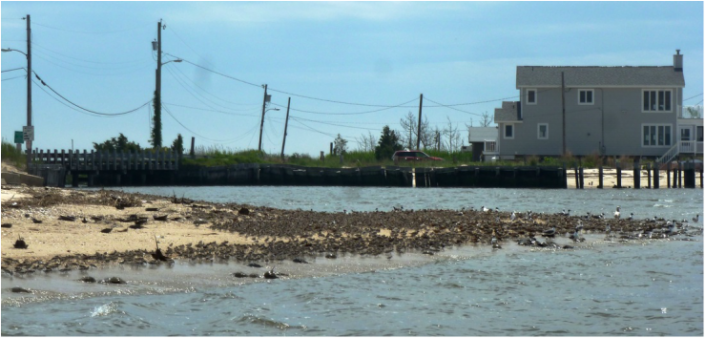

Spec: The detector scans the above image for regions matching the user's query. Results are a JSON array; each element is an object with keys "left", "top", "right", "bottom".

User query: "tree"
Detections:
[
  {"left": 480, "top": 111, "right": 493, "bottom": 127},
  {"left": 333, "top": 134, "right": 348, "bottom": 155},
  {"left": 171, "top": 134, "right": 184, "bottom": 155},
  {"left": 399, "top": 111, "right": 432, "bottom": 149},
  {"left": 443, "top": 117, "right": 464, "bottom": 153},
  {"left": 93, "top": 133, "right": 142, "bottom": 152},
  {"left": 355, "top": 131, "right": 377, "bottom": 152},
  {"left": 150, "top": 90, "right": 162, "bottom": 148},
  {"left": 375, "top": 125, "right": 402, "bottom": 160}
]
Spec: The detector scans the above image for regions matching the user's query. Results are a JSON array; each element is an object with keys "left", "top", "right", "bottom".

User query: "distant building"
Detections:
[
  {"left": 493, "top": 50, "right": 700, "bottom": 163},
  {"left": 464, "top": 127, "right": 498, "bottom": 162}
]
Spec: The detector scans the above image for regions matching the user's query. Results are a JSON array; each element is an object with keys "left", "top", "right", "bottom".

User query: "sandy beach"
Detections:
[
  {"left": 2, "top": 181, "right": 688, "bottom": 278},
  {"left": 566, "top": 168, "right": 685, "bottom": 189}
]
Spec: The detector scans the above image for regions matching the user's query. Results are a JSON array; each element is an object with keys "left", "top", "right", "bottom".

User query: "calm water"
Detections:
[{"left": 2, "top": 187, "right": 703, "bottom": 336}]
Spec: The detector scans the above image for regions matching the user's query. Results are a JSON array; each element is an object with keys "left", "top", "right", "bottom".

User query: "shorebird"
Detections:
[
  {"left": 614, "top": 206, "right": 621, "bottom": 219},
  {"left": 627, "top": 213, "right": 633, "bottom": 221},
  {"left": 542, "top": 226, "right": 556, "bottom": 238},
  {"left": 693, "top": 214, "right": 700, "bottom": 223},
  {"left": 481, "top": 206, "right": 490, "bottom": 212},
  {"left": 510, "top": 211, "right": 516, "bottom": 222},
  {"left": 576, "top": 220, "right": 584, "bottom": 233}
]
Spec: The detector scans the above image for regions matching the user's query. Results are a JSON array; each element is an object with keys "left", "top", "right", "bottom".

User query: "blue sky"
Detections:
[{"left": 1, "top": 1, "right": 703, "bottom": 156}]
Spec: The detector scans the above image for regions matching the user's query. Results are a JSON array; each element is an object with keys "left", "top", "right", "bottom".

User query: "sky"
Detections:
[{"left": 1, "top": 1, "right": 703, "bottom": 157}]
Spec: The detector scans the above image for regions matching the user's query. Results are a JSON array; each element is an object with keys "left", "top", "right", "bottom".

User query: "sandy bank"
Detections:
[{"left": 1, "top": 185, "right": 692, "bottom": 277}]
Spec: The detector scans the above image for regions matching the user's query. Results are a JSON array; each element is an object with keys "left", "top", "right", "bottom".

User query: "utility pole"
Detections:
[
  {"left": 152, "top": 19, "right": 163, "bottom": 148},
  {"left": 258, "top": 84, "right": 270, "bottom": 152},
  {"left": 281, "top": 97, "right": 291, "bottom": 160},
  {"left": 416, "top": 93, "right": 423, "bottom": 150},
  {"left": 25, "top": 14, "right": 32, "bottom": 170},
  {"left": 561, "top": 72, "right": 566, "bottom": 156}
]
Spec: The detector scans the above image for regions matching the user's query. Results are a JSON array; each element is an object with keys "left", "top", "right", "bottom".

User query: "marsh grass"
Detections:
[{"left": 2, "top": 139, "right": 26, "bottom": 170}]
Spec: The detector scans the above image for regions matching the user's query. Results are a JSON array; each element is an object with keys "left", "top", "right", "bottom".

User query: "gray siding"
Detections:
[{"left": 499, "top": 87, "right": 681, "bottom": 157}]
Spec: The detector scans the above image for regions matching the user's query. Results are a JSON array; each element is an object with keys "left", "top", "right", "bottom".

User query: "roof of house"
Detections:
[
  {"left": 494, "top": 101, "right": 519, "bottom": 123},
  {"left": 468, "top": 127, "right": 497, "bottom": 142},
  {"left": 516, "top": 66, "right": 685, "bottom": 88}
]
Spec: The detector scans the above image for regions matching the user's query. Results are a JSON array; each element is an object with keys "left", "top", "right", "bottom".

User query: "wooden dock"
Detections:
[{"left": 28, "top": 149, "right": 179, "bottom": 187}]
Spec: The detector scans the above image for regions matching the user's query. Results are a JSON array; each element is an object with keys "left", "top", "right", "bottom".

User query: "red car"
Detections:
[{"left": 392, "top": 150, "right": 443, "bottom": 162}]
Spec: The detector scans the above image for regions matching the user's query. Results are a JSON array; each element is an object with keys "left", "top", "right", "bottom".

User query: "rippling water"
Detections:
[{"left": 2, "top": 187, "right": 703, "bottom": 336}]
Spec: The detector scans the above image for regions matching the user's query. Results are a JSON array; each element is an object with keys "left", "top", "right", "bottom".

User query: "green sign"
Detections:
[{"left": 14, "top": 131, "right": 23, "bottom": 144}]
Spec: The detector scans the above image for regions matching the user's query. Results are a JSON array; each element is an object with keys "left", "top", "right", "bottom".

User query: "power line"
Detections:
[
  {"left": 162, "top": 103, "right": 256, "bottom": 143},
  {"left": 171, "top": 53, "right": 518, "bottom": 109},
  {"left": 167, "top": 64, "right": 260, "bottom": 106},
  {"left": 32, "top": 42, "right": 149, "bottom": 65},
  {"left": 684, "top": 93, "right": 703, "bottom": 102},
  {"left": 290, "top": 116, "right": 379, "bottom": 131},
  {"left": 32, "top": 70, "right": 151, "bottom": 116},
  {"left": 32, "top": 79, "right": 111, "bottom": 117},
  {"left": 269, "top": 97, "right": 418, "bottom": 116},
  {"left": 2, "top": 75, "right": 24, "bottom": 82},
  {"left": 32, "top": 21, "right": 151, "bottom": 35},
  {"left": 2, "top": 67, "right": 26, "bottom": 73},
  {"left": 162, "top": 102, "right": 259, "bottom": 117}
]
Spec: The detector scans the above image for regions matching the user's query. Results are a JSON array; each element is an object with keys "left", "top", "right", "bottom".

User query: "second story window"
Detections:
[
  {"left": 526, "top": 89, "right": 537, "bottom": 105},
  {"left": 578, "top": 89, "right": 594, "bottom": 105},
  {"left": 643, "top": 89, "right": 672, "bottom": 112}
]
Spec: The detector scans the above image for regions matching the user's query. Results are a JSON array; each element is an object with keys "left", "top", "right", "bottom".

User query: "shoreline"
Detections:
[{"left": 1, "top": 185, "right": 696, "bottom": 278}]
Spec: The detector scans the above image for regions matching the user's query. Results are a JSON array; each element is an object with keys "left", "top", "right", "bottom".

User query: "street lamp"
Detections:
[
  {"left": 258, "top": 104, "right": 280, "bottom": 152},
  {"left": 2, "top": 43, "right": 32, "bottom": 171},
  {"left": 161, "top": 59, "right": 182, "bottom": 66}
]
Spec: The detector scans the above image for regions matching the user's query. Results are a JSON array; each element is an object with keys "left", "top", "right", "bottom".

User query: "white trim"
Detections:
[
  {"left": 641, "top": 123, "right": 673, "bottom": 147},
  {"left": 526, "top": 89, "right": 537, "bottom": 105},
  {"left": 494, "top": 120, "right": 523, "bottom": 124},
  {"left": 577, "top": 89, "right": 594, "bottom": 105},
  {"left": 503, "top": 124, "right": 515, "bottom": 139},
  {"left": 537, "top": 123, "right": 549, "bottom": 140},
  {"left": 642, "top": 89, "right": 673, "bottom": 113}
]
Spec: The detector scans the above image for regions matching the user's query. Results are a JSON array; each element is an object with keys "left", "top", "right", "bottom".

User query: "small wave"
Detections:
[
  {"left": 90, "top": 302, "right": 119, "bottom": 317},
  {"left": 237, "top": 314, "right": 305, "bottom": 331}
]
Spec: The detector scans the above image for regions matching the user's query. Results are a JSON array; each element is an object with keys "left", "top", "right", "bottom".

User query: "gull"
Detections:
[
  {"left": 627, "top": 213, "right": 633, "bottom": 221},
  {"left": 542, "top": 226, "right": 556, "bottom": 238},
  {"left": 614, "top": 206, "right": 621, "bottom": 219},
  {"left": 693, "top": 214, "right": 700, "bottom": 223},
  {"left": 481, "top": 206, "right": 490, "bottom": 212},
  {"left": 510, "top": 211, "right": 516, "bottom": 222}
]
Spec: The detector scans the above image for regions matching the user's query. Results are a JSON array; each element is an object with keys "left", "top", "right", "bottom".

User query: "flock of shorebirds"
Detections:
[{"left": 2, "top": 187, "right": 702, "bottom": 280}]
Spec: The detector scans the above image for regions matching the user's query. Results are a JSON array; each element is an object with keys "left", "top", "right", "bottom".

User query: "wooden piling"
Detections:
[
  {"left": 666, "top": 166, "right": 671, "bottom": 188},
  {"left": 654, "top": 163, "right": 659, "bottom": 189},
  {"left": 598, "top": 165, "right": 603, "bottom": 189},
  {"left": 678, "top": 161, "right": 682, "bottom": 188},
  {"left": 646, "top": 163, "right": 651, "bottom": 188},
  {"left": 616, "top": 162, "right": 622, "bottom": 188},
  {"left": 574, "top": 166, "right": 579, "bottom": 189},
  {"left": 633, "top": 161, "right": 640, "bottom": 189},
  {"left": 578, "top": 167, "right": 584, "bottom": 189}
]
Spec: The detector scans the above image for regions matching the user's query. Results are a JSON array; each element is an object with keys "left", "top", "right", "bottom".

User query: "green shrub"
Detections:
[{"left": 1, "top": 138, "right": 26, "bottom": 170}]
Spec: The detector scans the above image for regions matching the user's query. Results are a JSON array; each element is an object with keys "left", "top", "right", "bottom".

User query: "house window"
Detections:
[
  {"left": 504, "top": 124, "right": 514, "bottom": 139},
  {"left": 642, "top": 124, "right": 672, "bottom": 147},
  {"left": 642, "top": 90, "right": 672, "bottom": 112},
  {"left": 698, "top": 126, "right": 703, "bottom": 142},
  {"left": 537, "top": 123, "right": 549, "bottom": 140},
  {"left": 526, "top": 89, "right": 537, "bottom": 105},
  {"left": 578, "top": 89, "right": 594, "bottom": 105}
]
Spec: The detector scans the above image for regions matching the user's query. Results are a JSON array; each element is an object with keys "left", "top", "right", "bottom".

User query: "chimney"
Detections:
[{"left": 674, "top": 49, "right": 683, "bottom": 72}]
